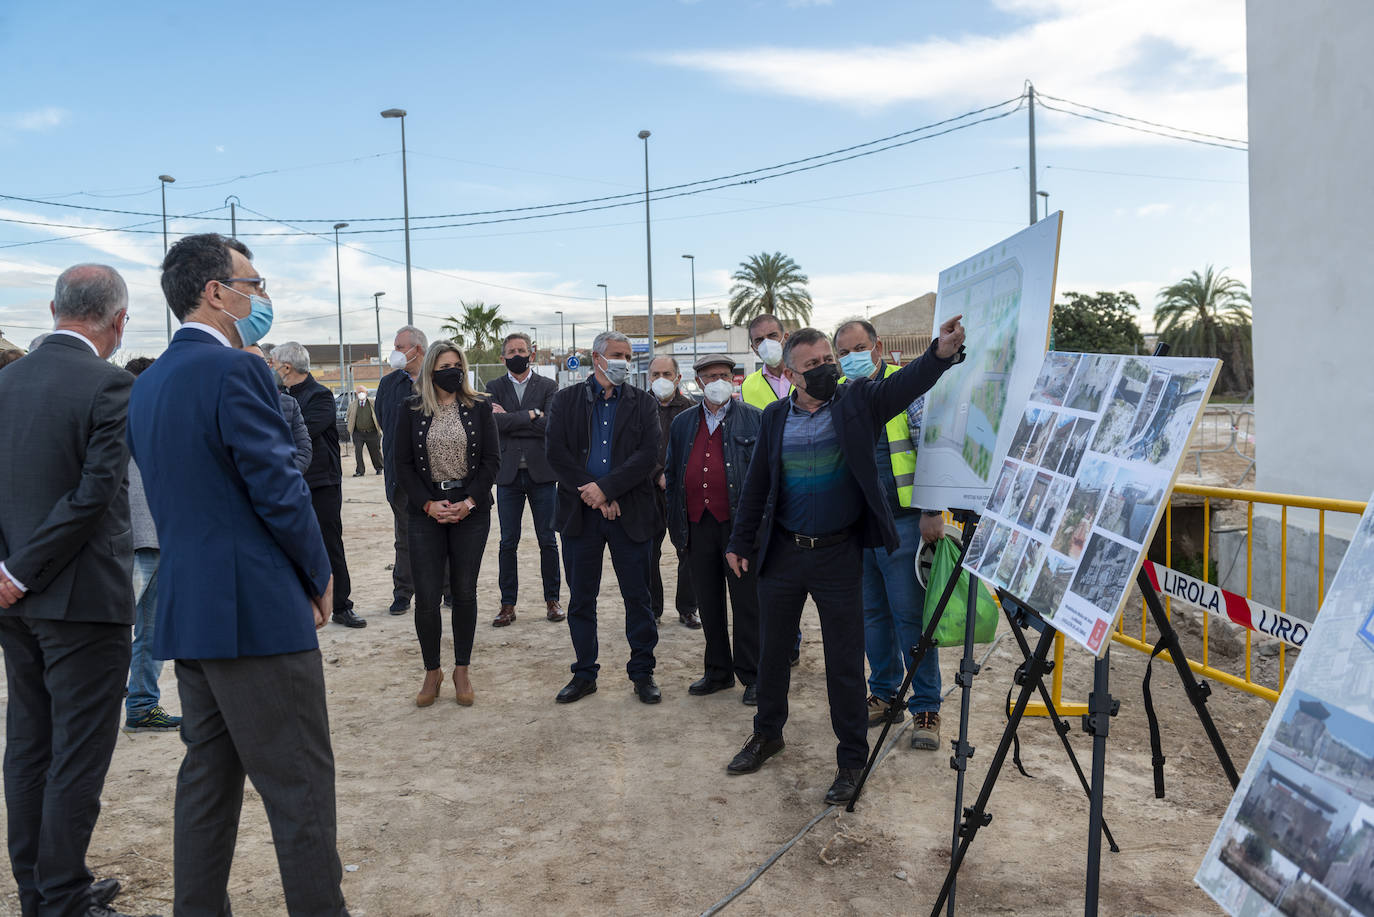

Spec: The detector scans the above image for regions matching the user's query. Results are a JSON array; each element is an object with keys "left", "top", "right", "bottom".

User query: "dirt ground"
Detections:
[{"left": 0, "top": 464, "right": 1278, "bottom": 916}]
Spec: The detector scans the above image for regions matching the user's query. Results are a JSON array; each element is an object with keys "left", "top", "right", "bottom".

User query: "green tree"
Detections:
[
  {"left": 1052, "top": 291, "right": 1146, "bottom": 354},
  {"left": 440, "top": 300, "right": 509, "bottom": 364},
  {"left": 1153, "top": 266, "right": 1253, "bottom": 392},
  {"left": 727, "top": 252, "right": 813, "bottom": 325}
]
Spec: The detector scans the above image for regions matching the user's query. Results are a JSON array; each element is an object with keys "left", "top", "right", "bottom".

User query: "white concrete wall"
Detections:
[{"left": 1248, "top": 0, "right": 1374, "bottom": 503}]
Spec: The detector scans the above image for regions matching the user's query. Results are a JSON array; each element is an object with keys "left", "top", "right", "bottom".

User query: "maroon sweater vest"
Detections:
[{"left": 685, "top": 412, "right": 730, "bottom": 524}]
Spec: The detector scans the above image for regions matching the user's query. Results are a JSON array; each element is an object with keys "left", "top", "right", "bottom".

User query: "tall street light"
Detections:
[
  {"left": 596, "top": 283, "right": 609, "bottom": 331},
  {"left": 380, "top": 108, "right": 414, "bottom": 324},
  {"left": 334, "top": 222, "right": 349, "bottom": 392},
  {"left": 373, "top": 291, "right": 386, "bottom": 376},
  {"left": 555, "top": 310, "right": 565, "bottom": 356},
  {"left": 681, "top": 254, "right": 697, "bottom": 371},
  {"left": 224, "top": 194, "right": 240, "bottom": 238},
  {"left": 159, "top": 174, "right": 175, "bottom": 341},
  {"left": 1037, "top": 190, "right": 1049, "bottom": 221},
  {"left": 638, "top": 130, "right": 654, "bottom": 362}
]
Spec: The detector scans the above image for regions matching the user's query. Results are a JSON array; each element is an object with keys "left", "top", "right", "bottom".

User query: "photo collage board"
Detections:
[{"left": 961, "top": 352, "right": 1219, "bottom": 656}]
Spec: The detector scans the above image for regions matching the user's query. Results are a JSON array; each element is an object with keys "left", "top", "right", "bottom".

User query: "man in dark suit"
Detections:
[
  {"left": 0, "top": 264, "right": 139, "bottom": 917},
  {"left": 723, "top": 317, "right": 965, "bottom": 804},
  {"left": 128, "top": 233, "right": 348, "bottom": 915},
  {"left": 648, "top": 355, "right": 700, "bottom": 628},
  {"left": 485, "top": 332, "right": 563, "bottom": 626},
  {"left": 545, "top": 330, "right": 662, "bottom": 705},
  {"left": 274, "top": 340, "right": 365, "bottom": 629},
  {"left": 374, "top": 325, "right": 428, "bottom": 615}
]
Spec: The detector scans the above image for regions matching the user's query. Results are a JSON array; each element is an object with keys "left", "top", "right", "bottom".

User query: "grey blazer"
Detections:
[
  {"left": 0, "top": 334, "right": 135, "bottom": 624},
  {"left": 485, "top": 371, "right": 557, "bottom": 485}
]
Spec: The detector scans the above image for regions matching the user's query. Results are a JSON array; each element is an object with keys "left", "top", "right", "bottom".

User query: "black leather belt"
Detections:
[
  {"left": 783, "top": 528, "right": 852, "bottom": 550},
  {"left": 438, "top": 478, "right": 469, "bottom": 491}
]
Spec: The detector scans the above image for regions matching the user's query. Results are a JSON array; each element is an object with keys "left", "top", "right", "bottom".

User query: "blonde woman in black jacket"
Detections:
[{"left": 393, "top": 341, "right": 499, "bottom": 707}]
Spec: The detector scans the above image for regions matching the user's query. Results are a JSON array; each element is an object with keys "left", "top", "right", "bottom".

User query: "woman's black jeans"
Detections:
[{"left": 408, "top": 503, "right": 490, "bottom": 670}]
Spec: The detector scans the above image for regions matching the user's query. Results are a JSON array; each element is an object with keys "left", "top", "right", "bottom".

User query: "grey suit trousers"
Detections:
[{"left": 173, "top": 650, "right": 347, "bottom": 917}]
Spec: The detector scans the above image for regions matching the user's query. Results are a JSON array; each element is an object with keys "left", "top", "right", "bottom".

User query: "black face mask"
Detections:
[
  {"left": 504, "top": 354, "right": 530, "bottom": 375},
  {"left": 433, "top": 367, "right": 466, "bottom": 394},
  {"left": 800, "top": 362, "right": 841, "bottom": 402}
]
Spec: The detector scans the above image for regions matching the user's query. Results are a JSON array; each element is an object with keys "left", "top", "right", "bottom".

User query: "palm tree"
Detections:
[
  {"left": 440, "top": 300, "right": 509, "bottom": 361},
  {"left": 1153, "top": 266, "right": 1253, "bottom": 392},
  {"left": 727, "top": 252, "right": 814, "bottom": 326}
]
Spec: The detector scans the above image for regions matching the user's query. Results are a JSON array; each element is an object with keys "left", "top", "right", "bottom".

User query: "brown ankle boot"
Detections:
[
  {"left": 453, "top": 666, "right": 474, "bottom": 706},
  {"left": 416, "top": 668, "right": 444, "bottom": 707}
]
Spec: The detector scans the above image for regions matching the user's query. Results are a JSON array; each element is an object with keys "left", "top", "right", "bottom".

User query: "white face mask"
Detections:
[
  {"left": 704, "top": 379, "right": 734, "bottom": 405},
  {"left": 650, "top": 377, "right": 676, "bottom": 400},
  {"left": 356, "top": 392, "right": 367, "bottom": 402},
  {"left": 388, "top": 349, "right": 408, "bottom": 371},
  {"left": 756, "top": 337, "right": 783, "bottom": 368}
]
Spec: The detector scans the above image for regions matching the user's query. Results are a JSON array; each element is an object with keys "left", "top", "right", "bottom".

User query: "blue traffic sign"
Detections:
[{"left": 565, "top": 355, "right": 580, "bottom": 370}]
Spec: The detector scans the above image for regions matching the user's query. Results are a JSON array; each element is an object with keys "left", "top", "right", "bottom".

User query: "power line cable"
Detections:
[
  {"left": 1035, "top": 98, "right": 1247, "bottom": 152},
  {"left": 1045, "top": 165, "right": 1246, "bottom": 184},
  {"left": 1035, "top": 92, "right": 1247, "bottom": 145}
]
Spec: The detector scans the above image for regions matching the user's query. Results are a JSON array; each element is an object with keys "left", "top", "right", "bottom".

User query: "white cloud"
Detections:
[
  {"left": 5, "top": 107, "right": 68, "bottom": 133},
  {"left": 651, "top": 0, "right": 1247, "bottom": 147}
]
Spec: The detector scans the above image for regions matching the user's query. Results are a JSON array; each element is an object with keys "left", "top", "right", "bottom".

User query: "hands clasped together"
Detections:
[{"left": 578, "top": 481, "right": 621, "bottom": 520}]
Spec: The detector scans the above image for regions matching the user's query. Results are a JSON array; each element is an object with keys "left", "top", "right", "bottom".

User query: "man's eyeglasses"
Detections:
[{"left": 220, "top": 277, "right": 268, "bottom": 293}]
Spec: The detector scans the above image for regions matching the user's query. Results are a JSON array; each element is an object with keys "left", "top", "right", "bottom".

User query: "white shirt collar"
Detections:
[
  {"left": 508, "top": 371, "right": 532, "bottom": 385},
  {"left": 182, "top": 322, "right": 232, "bottom": 348},
  {"left": 49, "top": 329, "right": 99, "bottom": 355},
  {"left": 703, "top": 398, "right": 731, "bottom": 418}
]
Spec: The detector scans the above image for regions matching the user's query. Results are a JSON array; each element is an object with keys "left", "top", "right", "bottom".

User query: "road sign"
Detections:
[{"left": 565, "top": 355, "right": 580, "bottom": 370}]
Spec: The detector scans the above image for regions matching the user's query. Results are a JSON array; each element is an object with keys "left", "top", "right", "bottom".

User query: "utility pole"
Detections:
[
  {"left": 225, "top": 195, "right": 239, "bottom": 238},
  {"left": 1027, "top": 81, "right": 1038, "bottom": 226},
  {"left": 638, "top": 130, "right": 655, "bottom": 363}
]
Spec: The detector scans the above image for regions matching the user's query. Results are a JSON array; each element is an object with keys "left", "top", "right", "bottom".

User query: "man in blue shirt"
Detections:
[
  {"left": 545, "top": 331, "right": 662, "bottom": 705},
  {"left": 724, "top": 317, "right": 965, "bottom": 804}
]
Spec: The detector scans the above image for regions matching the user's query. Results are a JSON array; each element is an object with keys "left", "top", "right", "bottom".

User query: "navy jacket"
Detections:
[
  {"left": 545, "top": 377, "right": 660, "bottom": 542},
  {"left": 284, "top": 373, "right": 341, "bottom": 489},
  {"left": 392, "top": 394, "right": 501, "bottom": 511},
  {"left": 726, "top": 342, "right": 957, "bottom": 577},
  {"left": 375, "top": 368, "right": 414, "bottom": 502},
  {"left": 128, "top": 327, "right": 330, "bottom": 659},
  {"left": 663, "top": 399, "right": 763, "bottom": 550}
]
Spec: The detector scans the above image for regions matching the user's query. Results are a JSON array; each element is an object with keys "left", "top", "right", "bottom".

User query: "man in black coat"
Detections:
[
  {"left": 545, "top": 331, "right": 662, "bottom": 705},
  {"left": 276, "top": 341, "right": 365, "bottom": 628},
  {"left": 0, "top": 264, "right": 136, "bottom": 916},
  {"left": 375, "top": 325, "right": 428, "bottom": 615},
  {"left": 723, "top": 317, "right": 965, "bottom": 804},
  {"left": 486, "top": 332, "right": 563, "bottom": 626},
  {"left": 648, "top": 355, "right": 700, "bottom": 628}
]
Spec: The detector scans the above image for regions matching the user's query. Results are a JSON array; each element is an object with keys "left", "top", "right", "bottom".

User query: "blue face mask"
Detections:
[
  {"left": 840, "top": 349, "right": 876, "bottom": 380},
  {"left": 219, "top": 285, "right": 274, "bottom": 347}
]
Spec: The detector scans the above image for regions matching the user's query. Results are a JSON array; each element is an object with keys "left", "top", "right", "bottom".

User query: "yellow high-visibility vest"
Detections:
[
  {"left": 741, "top": 368, "right": 792, "bottom": 410},
  {"left": 842, "top": 361, "right": 918, "bottom": 508}
]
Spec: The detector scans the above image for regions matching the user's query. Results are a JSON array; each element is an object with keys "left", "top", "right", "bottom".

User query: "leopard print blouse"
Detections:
[{"left": 427, "top": 402, "right": 469, "bottom": 481}]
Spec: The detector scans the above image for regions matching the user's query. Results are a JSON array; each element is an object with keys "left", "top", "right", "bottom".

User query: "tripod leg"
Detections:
[
  {"left": 946, "top": 557, "right": 984, "bottom": 916},
  {"left": 1083, "top": 650, "right": 1114, "bottom": 917},
  {"left": 1136, "top": 571, "right": 1240, "bottom": 788},
  {"left": 847, "top": 516, "right": 981, "bottom": 812},
  {"left": 931, "top": 625, "right": 1056, "bottom": 917},
  {"left": 1000, "top": 603, "right": 1119, "bottom": 853}
]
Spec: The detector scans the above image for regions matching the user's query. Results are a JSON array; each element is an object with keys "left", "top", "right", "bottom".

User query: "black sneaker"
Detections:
[
  {"left": 388, "top": 599, "right": 410, "bottom": 616},
  {"left": 866, "top": 694, "right": 905, "bottom": 728},
  {"left": 124, "top": 706, "right": 181, "bottom": 733}
]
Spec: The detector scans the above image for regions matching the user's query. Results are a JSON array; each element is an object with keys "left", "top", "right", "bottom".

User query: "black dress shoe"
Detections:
[
  {"left": 633, "top": 678, "right": 662, "bottom": 704},
  {"left": 679, "top": 610, "right": 702, "bottom": 629},
  {"left": 727, "top": 732, "right": 785, "bottom": 774},
  {"left": 824, "top": 767, "right": 863, "bottom": 805},
  {"left": 91, "top": 878, "right": 120, "bottom": 907},
  {"left": 742, "top": 684, "right": 758, "bottom": 706},
  {"left": 555, "top": 677, "right": 597, "bottom": 704},
  {"left": 688, "top": 675, "right": 734, "bottom": 696},
  {"left": 87, "top": 904, "right": 158, "bottom": 917},
  {"left": 332, "top": 609, "right": 367, "bottom": 628},
  {"left": 388, "top": 599, "right": 410, "bottom": 616},
  {"left": 352, "top": 471, "right": 365, "bottom": 477}
]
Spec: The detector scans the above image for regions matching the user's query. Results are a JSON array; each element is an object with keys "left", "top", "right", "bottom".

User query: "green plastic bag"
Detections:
[{"left": 923, "top": 535, "right": 999, "bottom": 646}]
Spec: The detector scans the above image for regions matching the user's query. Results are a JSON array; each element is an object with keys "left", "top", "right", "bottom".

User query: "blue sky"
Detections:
[{"left": 0, "top": 0, "right": 1250, "bottom": 357}]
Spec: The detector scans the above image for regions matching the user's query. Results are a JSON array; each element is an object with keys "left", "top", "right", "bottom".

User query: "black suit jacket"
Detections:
[
  {"left": 285, "top": 373, "right": 342, "bottom": 489},
  {"left": 375, "top": 367, "right": 414, "bottom": 502},
  {"left": 545, "top": 377, "right": 659, "bottom": 542},
  {"left": 726, "top": 342, "right": 957, "bottom": 577},
  {"left": 0, "top": 334, "right": 135, "bottom": 624},
  {"left": 485, "top": 371, "right": 557, "bottom": 485},
  {"left": 392, "top": 395, "right": 501, "bottom": 511}
]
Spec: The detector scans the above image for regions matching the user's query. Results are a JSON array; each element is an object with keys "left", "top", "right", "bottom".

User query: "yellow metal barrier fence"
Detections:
[{"left": 1024, "top": 484, "right": 1366, "bottom": 715}]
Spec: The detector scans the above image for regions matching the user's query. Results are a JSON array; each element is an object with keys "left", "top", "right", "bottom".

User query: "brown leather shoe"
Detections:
[
  {"left": 416, "top": 668, "right": 443, "bottom": 707},
  {"left": 453, "top": 667, "right": 474, "bottom": 707},
  {"left": 546, "top": 600, "right": 566, "bottom": 622},
  {"left": 493, "top": 604, "right": 517, "bottom": 627}
]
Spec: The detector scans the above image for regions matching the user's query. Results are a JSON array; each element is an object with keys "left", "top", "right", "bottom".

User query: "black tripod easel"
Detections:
[
  {"left": 929, "top": 563, "right": 1242, "bottom": 916},
  {"left": 845, "top": 509, "right": 1115, "bottom": 915}
]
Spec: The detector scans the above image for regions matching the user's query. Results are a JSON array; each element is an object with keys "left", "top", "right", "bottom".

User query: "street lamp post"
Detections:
[
  {"left": 555, "top": 311, "right": 565, "bottom": 356},
  {"left": 225, "top": 194, "right": 240, "bottom": 238},
  {"left": 638, "top": 130, "right": 654, "bottom": 362},
  {"left": 596, "top": 283, "right": 608, "bottom": 331},
  {"left": 1037, "top": 190, "right": 1049, "bottom": 221},
  {"left": 159, "top": 174, "right": 175, "bottom": 341},
  {"left": 681, "top": 254, "right": 697, "bottom": 371},
  {"left": 333, "top": 222, "right": 349, "bottom": 391},
  {"left": 373, "top": 291, "right": 385, "bottom": 376},
  {"left": 380, "top": 108, "right": 414, "bottom": 324}
]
